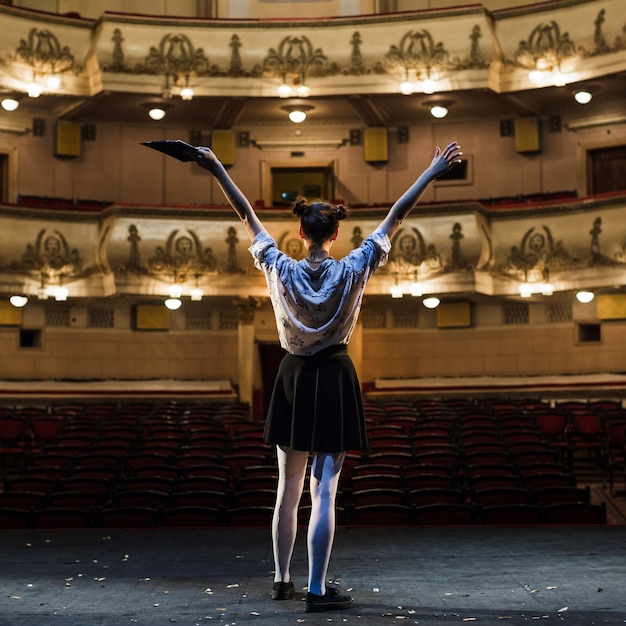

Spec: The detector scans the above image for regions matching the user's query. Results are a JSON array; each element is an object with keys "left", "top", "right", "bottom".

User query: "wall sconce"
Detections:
[
  {"left": 541, "top": 269, "right": 554, "bottom": 296},
  {"left": 399, "top": 69, "right": 438, "bottom": 96},
  {"left": 519, "top": 282, "right": 533, "bottom": 298},
  {"left": 1, "top": 97, "right": 20, "bottom": 111},
  {"left": 169, "top": 284, "right": 183, "bottom": 299},
  {"left": 409, "top": 271, "right": 423, "bottom": 297},
  {"left": 400, "top": 70, "right": 415, "bottom": 96},
  {"left": 390, "top": 275, "right": 404, "bottom": 298},
  {"left": 180, "top": 85, "right": 194, "bottom": 101},
  {"left": 576, "top": 291, "right": 595, "bottom": 303},
  {"left": 282, "top": 104, "right": 314, "bottom": 124},
  {"left": 46, "top": 74, "right": 61, "bottom": 90},
  {"left": 277, "top": 75, "right": 292, "bottom": 98},
  {"left": 27, "top": 81, "right": 42, "bottom": 98},
  {"left": 420, "top": 76, "right": 437, "bottom": 95},
  {"left": 528, "top": 63, "right": 566, "bottom": 87},
  {"left": 38, "top": 273, "right": 48, "bottom": 300},
  {"left": 9, "top": 295, "right": 28, "bottom": 308},
  {"left": 277, "top": 72, "right": 310, "bottom": 99},
  {"left": 190, "top": 275, "right": 203, "bottom": 301},
  {"left": 423, "top": 100, "right": 453, "bottom": 119},
  {"left": 422, "top": 296, "right": 440, "bottom": 309}
]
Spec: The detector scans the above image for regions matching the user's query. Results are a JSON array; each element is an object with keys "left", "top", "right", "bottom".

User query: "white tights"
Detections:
[{"left": 272, "top": 445, "right": 346, "bottom": 596}]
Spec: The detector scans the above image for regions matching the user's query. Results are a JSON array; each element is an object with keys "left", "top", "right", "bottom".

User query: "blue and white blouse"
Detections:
[{"left": 249, "top": 228, "right": 391, "bottom": 356}]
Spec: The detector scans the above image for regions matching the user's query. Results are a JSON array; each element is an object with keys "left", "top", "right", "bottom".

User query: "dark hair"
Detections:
[{"left": 292, "top": 197, "right": 349, "bottom": 244}]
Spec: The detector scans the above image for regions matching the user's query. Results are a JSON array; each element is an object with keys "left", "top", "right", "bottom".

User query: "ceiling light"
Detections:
[
  {"left": 576, "top": 291, "right": 595, "bottom": 303},
  {"left": 143, "top": 102, "right": 171, "bottom": 121},
  {"left": 282, "top": 104, "right": 314, "bottom": 124},
  {"left": 54, "top": 286, "right": 68, "bottom": 301},
  {"left": 422, "top": 296, "right": 440, "bottom": 309},
  {"left": 1, "top": 98, "right": 19, "bottom": 111},
  {"left": 574, "top": 90, "right": 592, "bottom": 105},
  {"left": 148, "top": 107, "right": 167, "bottom": 121},
  {"left": 423, "top": 100, "right": 454, "bottom": 119},
  {"left": 9, "top": 295, "right": 28, "bottom": 308},
  {"left": 164, "top": 297, "right": 182, "bottom": 310}
]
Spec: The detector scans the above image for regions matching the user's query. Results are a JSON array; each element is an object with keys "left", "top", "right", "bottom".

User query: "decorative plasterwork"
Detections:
[
  {"left": 509, "top": 21, "right": 578, "bottom": 72},
  {"left": 0, "top": 1, "right": 624, "bottom": 101},
  {"left": 15, "top": 28, "right": 77, "bottom": 75},
  {"left": 1, "top": 194, "right": 626, "bottom": 299}
]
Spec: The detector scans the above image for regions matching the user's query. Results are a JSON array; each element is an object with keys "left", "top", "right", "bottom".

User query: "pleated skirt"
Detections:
[{"left": 263, "top": 344, "right": 368, "bottom": 453}]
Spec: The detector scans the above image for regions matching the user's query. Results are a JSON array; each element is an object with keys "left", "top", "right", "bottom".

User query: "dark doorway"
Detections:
[
  {"left": 587, "top": 144, "right": 626, "bottom": 194},
  {"left": 271, "top": 165, "right": 335, "bottom": 206}
]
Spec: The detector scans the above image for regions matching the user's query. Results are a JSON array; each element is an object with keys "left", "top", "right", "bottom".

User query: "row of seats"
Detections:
[
  {"left": 0, "top": 500, "right": 606, "bottom": 529},
  {"left": 0, "top": 397, "right": 622, "bottom": 527}
]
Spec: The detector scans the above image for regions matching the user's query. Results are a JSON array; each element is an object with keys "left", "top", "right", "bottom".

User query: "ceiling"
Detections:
[{"left": 5, "top": 72, "right": 626, "bottom": 132}]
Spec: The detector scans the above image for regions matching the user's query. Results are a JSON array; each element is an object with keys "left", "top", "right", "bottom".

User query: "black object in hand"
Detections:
[{"left": 141, "top": 140, "right": 199, "bottom": 162}]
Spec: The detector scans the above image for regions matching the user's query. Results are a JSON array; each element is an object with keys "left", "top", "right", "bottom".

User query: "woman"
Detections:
[{"left": 196, "top": 140, "right": 462, "bottom": 612}]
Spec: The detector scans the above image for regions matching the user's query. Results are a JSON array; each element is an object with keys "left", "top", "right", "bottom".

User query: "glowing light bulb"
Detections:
[
  {"left": 1, "top": 98, "right": 19, "bottom": 111},
  {"left": 277, "top": 83, "right": 292, "bottom": 98},
  {"left": 400, "top": 80, "right": 414, "bottom": 95},
  {"left": 164, "top": 298, "right": 182, "bottom": 310},
  {"left": 429, "top": 105, "right": 448, "bottom": 119},
  {"left": 576, "top": 291, "right": 595, "bottom": 303},
  {"left": 46, "top": 75, "right": 61, "bottom": 90},
  {"left": 574, "top": 90, "right": 592, "bottom": 105},
  {"left": 190, "top": 287, "right": 203, "bottom": 302},
  {"left": 421, "top": 78, "right": 436, "bottom": 94},
  {"left": 422, "top": 297, "right": 440, "bottom": 309},
  {"left": 148, "top": 107, "right": 166, "bottom": 120},
  {"left": 180, "top": 86, "right": 194, "bottom": 101},
  {"left": 28, "top": 82, "right": 42, "bottom": 98}
]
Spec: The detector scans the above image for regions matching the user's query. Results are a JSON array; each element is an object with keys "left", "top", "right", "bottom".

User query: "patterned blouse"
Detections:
[{"left": 249, "top": 229, "right": 391, "bottom": 356}]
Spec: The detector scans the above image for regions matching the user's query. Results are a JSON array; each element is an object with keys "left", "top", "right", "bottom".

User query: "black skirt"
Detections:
[{"left": 264, "top": 345, "right": 368, "bottom": 453}]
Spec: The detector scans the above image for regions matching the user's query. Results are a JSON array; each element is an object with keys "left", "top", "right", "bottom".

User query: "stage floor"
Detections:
[{"left": 1, "top": 526, "right": 625, "bottom": 626}]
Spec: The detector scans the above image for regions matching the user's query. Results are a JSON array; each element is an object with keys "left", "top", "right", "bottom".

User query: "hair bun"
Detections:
[
  {"left": 335, "top": 204, "right": 349, "bottom": 221},
  {"left": 292, "top": 196, "right": 308, "bottom": 217}
]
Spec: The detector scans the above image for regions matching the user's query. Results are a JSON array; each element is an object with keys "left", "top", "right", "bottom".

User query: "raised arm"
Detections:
[
  {"left": 377, "top": 141, "right": 462, "bottom": 240},
  {"left": 196, "top": 147, "right": 264, "bottom": 241}
]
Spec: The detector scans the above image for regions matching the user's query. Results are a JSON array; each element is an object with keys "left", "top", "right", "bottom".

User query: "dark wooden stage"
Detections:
[{"left": 1, "top": 525, "right": 625, "bottom": 626}]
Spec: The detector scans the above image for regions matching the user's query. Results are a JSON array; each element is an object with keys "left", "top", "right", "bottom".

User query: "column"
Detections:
[{"left": 234, "top": 296, "right": 260, "bottom": 413}]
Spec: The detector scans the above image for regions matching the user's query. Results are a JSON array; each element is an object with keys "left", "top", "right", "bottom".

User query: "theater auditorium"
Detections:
[{"left": 0, "top": 0, "right": 626, "bottom": 624}]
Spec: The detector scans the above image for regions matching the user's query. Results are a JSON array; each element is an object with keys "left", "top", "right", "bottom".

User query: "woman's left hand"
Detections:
[{"left": 429, "top": 141, "right": 463, "bottom": 177}]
